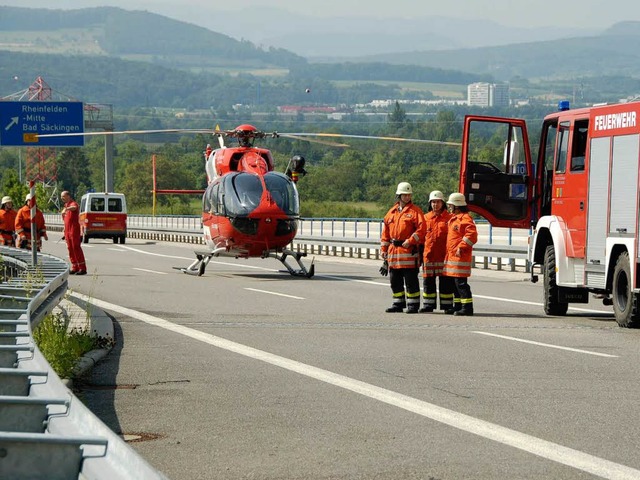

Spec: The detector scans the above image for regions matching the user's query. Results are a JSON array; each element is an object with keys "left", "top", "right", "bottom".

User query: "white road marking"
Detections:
[
  {"left": 120, "top": 245, "right": 608, "bottom": 312},
  {"left": 133, "top": 268, "right": 168, "bottom": 275},
  {"left": 245, "top": 288, "right": 304, "bottom": 300},
  {"left": 475, "top": 294, "right": 606, "bottom": 314},
  {"left": 108, "top": 248, "right": 127, "bottom": 252},
  {"left": 72, "top": 292, "right": 640, "bottom": 480},
  {"left": 473, "top": 331, "right": 619, "bottom": 358},
  {"left": 120, "top": 245, "right": 275, "bottom": 271}
]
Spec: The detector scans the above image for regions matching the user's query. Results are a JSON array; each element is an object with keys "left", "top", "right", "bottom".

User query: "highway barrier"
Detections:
[
  {"left": 0, "top": 246, "right": 167, "bottom": 480},
  {"left": 45, "top": 215, "right": 531, "bottom": 272}
]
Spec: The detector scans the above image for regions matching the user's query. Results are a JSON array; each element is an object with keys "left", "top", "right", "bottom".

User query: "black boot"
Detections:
[
  {"left": 386, "top": 305, "right": 404, "bottom": 313},
  {"left": 418, "top": 306, "right": 434, "bottom": 313},
  {"left": 406, "top": 306, "right": 419, "bottom": 314},
  {"left": 454, "top": 306, "right": 473, "bottom": 316}
]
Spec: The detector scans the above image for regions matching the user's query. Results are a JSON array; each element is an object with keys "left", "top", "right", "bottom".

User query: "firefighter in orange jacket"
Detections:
[
  {"left": 443, "top": 192, "right": 477, "bottom": 316},
  {"left": 420, "top": 190, "right": 454, "bottom": 313},
  {"left": 61, "top": 191, "right": 87, "bottom": 275},
  {"left": 15, "top": 193, "right": 48, "bottom": 250},
  {"left": 0, "top": 196, "right": 16, "bottom": 246},
  {"left": 380, "top": 182, "right": 426, "bottom": 314}
]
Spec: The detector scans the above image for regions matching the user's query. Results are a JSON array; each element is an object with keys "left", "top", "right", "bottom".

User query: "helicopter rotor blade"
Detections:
[
  {"left": 278, "top": 134, "right": 350, "bottom": 148},
  {"left": 279, "top": 132, "right": 462, "bottom": 147},
  {"left": 36, "top": 128, "right": 216, "bottom": 139}
]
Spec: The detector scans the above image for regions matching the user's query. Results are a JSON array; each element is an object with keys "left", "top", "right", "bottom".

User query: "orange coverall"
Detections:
[
  {"left": 15, "top": 205, "right": 47, "bottom": 250},
  {"left": 421, "top": 209, "right": 454, "bottom": 311},
  {"left": 443, "top": 212, "right": 477, "bottom": 314},
  {"left": 0, "top": 208, "right": 16, "bottom": 246},
  {"left": 380, "top": 202, "right": 426, "bottom": 311}
]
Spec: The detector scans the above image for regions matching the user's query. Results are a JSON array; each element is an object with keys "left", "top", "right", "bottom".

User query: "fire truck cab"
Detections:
[{"left": 460, "top": 101, "right": 640, "bottom": 327}]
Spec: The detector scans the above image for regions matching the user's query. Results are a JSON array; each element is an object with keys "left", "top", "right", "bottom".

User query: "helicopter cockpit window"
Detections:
[
  {"left": 223, "top": 172, "right": 263, "bottom": 216},
  {"left": 203, "top": 182, "right": 217, "bottom": 213},
  {"left": 264, "top": 172, "right": 299, "bottom": 215}
]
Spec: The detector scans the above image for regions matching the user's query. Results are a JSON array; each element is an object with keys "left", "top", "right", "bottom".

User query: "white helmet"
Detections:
[
  {"left": 25, "top": 193, "right": 32, "bottom": 202},
  {"left": 1, "top": 196, "right": 12, "bottom": 205},
  {"left": 447, "top": 192, "right": 467, "bottom": 207},
  {"left": 396, "top": 182, "right": 413, "bottom": 195},
  {"left": 429, "top": 190, "right": 445, "bottom": 202}
]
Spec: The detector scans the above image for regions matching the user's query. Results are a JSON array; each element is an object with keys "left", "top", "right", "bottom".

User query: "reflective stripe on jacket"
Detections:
[
  {"left": 15, "top": 206, "right": 46, "bottom": 239},
  {"left": 443, "top": 212, "right": 477, "bottom": 278},
  {"left": 381, "top": 202, "right": 426, "bottom": 270},
  {"left": 422, "top": 209, "right": 452, "bottom": 276}
]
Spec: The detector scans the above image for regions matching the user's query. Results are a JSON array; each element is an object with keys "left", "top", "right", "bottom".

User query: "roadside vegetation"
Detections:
[{"left": 33, "top": 313, "right": 99, "bottom": 379}]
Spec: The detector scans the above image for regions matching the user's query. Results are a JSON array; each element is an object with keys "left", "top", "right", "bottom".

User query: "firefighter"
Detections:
[
  {"left": 15, "top": 193, "right": 48, "bottom": 250},
  {"left": 0, "top": 196, "right": 16, "bottom": 246},
  {"left": 61, "top": 191, "right": 87, "bottom": 275},
  {"left": 419, "top": 190, "right": 455, "bottom": 313},
  {"left": 380, "top": 182, "right": 426, "bottom": 314},
  {"left": 443, "top": 192, "right": 477, "bottom": 316}
]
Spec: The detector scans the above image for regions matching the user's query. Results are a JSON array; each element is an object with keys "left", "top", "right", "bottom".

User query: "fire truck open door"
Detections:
[{"left": 459, "top": 115, "right": 535, "bottom": 229}]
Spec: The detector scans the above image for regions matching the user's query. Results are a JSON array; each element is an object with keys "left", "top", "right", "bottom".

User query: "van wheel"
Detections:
[
  {"left": 612, "top": 252, "right": 640, "bottom": 328},
  {"left": 543, "top": 245, "right": 568, "bottom": 316},
  {"left": 82, "top": 235, "right": 89, "bottom": 244}
]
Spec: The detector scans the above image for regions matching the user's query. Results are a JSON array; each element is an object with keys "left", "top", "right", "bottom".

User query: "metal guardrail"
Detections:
[
  {"left": 44, "top": 214, "right": 530, "bottom": 272},
  {"left": 0, "top": 246, "right": 167, "bottom": 480}
]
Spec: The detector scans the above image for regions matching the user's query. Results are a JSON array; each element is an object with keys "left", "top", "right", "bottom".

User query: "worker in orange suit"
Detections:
[
  {"left": 61, "top": 191, "right": 87, "bottom": 275},
  {"left": 443, "top": 192, "right": 478, "bottom": 316},
  {"left": 15, "top": 193, "right": 48, "bottom": 250},
  {"left": 0, "top": 196, "right": 17, "bottom": 246},
  {"left": 380, "top": 182, "right": 426, "bottom": 314},
  {"left": 420, "top": 190, "right": 454, "bottom": 313}
]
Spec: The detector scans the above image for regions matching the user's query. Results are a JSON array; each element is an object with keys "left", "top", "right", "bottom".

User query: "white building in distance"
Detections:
[{"left": 468, "top": 82, "right": 510, "bottom": 107}]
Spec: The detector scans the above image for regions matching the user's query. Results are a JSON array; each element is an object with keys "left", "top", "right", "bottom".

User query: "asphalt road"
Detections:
[{"left": 44, "top": 234, "right": 640, "bottom": 480}]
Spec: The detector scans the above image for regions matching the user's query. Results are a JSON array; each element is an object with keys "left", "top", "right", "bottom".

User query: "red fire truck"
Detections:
[{"left": 460, "top": 100, "right": 640, "bottom": 327}]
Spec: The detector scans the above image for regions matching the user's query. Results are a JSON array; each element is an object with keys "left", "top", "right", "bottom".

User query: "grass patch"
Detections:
[{"left": 33, "top": 312, "right": 102, "bottom": 379}]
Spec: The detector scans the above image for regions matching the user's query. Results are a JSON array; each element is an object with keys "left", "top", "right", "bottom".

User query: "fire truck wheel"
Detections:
[
  {"left": 543, "top": 245, "right": 568, "bottom": 316},
  {"left": 612, "top": 251, "right": 640, "bottom": 328}
]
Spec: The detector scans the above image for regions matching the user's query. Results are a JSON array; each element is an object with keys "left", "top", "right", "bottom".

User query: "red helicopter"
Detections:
[
  {"left": 38, "top": 123, "right": 459, "bottom": 279},
  {"left": 180, "top": 124, "right": 314, "bottom": 277}
]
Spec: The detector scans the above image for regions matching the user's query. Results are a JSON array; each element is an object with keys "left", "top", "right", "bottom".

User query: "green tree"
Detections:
[{"left": 388, "top": 101, "right": 408, "bottom": 131}]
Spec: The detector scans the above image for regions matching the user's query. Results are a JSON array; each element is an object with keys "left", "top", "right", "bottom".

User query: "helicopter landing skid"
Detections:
[
  {"left": 266, "top": 249, "right": 315, "bottom": 278},
  {"left": 175, "top": 251, "right": 215, "bottom": 276}
]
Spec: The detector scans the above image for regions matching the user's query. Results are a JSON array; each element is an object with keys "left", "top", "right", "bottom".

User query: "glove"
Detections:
[{"left": 379, "top": 260, "right": 388, "bottom": 276}]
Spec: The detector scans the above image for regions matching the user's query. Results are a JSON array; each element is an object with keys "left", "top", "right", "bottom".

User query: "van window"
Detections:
[
  {"left": 108, "top": 198, "right": 123, "bottom": 212},
  {"left": 91, "top": 198, "right": 105, "bottom": 212}
]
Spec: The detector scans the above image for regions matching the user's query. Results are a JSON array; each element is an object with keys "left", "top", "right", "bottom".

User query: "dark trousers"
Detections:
[
  {"left": 422, "top": 275, "right": 455, "bottom": 310},
  {"left": 389, "top": 267, "right": 421, "bottom": 309},
  {"left": 452, "top": 277, "right": 473, "bottom": 312}
]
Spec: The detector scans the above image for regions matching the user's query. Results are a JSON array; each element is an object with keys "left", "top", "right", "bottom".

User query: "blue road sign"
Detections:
[{"left": 0, "top": 101, "right": 84, "bottom": 147}]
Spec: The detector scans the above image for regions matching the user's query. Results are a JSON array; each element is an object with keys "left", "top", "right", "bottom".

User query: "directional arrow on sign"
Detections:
[{"left": 4, "top": 117, "right": 18, "bottom": 131}]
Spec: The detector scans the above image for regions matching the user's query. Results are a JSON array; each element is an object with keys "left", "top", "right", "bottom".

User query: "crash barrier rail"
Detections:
[
  {"left": 44, "top": 215, "right": 531, "bottom": 272},
  {"left": 0, "top": 246, "right": 167, "bottom": 480}
]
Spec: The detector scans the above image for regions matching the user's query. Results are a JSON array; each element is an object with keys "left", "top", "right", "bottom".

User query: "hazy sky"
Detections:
[{"left": 7, "top": 0, "right": 640, "bottom": 29}]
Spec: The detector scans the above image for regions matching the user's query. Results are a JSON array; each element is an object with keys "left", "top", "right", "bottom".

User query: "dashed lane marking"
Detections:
[{"left": 72, "top": 292, "right": 640, "bottom": 480}]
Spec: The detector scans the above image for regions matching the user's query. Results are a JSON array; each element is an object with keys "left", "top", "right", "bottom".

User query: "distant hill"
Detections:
[
  {"left": 337, "top": 22, "right": 640, "bottom": 80},
  {"left": 186, "top": 8, "right": 595, "bottom": 57},
  {"left": 0, "top": 6, "right": 306, "bottom": 69}
]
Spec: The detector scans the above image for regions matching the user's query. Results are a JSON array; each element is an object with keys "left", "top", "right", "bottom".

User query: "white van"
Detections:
[{"left": 79, "top": 192, "right": 127, "bottom": 244}]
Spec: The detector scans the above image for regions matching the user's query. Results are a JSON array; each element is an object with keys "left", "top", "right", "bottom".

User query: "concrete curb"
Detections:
[{"left": 54, "top": 296, "right": 115, "bottom": 385}]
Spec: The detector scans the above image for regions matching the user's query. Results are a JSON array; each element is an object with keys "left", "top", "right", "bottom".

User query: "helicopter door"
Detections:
[{"left": 460, "top": 115, "right": 534, "bottom": 229}]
